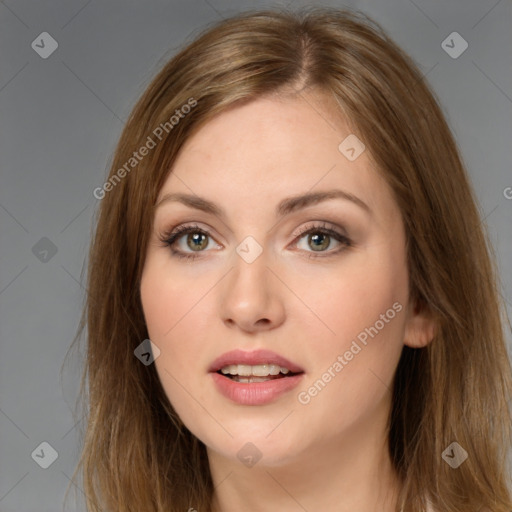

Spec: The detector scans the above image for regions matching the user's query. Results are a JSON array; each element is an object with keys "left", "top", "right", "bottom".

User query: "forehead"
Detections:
[{"left": 156, "top": 93, "right": 398, "bottom": 222}]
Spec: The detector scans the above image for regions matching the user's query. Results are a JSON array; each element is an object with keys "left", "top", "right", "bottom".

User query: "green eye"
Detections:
[{"left": 160, "top": 222, "right": 352, "bottom": 261}]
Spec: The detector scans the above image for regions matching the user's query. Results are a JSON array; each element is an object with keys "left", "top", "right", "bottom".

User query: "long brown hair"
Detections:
[{"left": 63, "top": 7, "right": 512, "bottom": 511}]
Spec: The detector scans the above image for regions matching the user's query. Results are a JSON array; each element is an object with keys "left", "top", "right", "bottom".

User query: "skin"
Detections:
[{"left": 140, "top": 89, "right": 436, "bottom": 512}]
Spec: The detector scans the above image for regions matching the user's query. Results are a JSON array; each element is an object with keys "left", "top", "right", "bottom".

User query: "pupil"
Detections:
[
  {"left": 187, "top": 233, "right": 207, "bottom": 251},
  {"left": 310, "top": 233, "right": 329, "bottom": 251}
]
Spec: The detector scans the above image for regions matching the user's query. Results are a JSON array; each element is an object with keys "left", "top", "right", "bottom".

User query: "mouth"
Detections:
[
  {"left": 209, "top": 349, "right": 305, "bottom": 405},
  {"left": 209, "top": 349, "right": 304, "bottom": 378}
]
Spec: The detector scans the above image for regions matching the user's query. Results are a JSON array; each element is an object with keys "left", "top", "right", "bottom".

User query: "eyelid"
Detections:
[
  {"left": 291, "top": 220, "right": 348, "bottom": 240},
  {"left": 158, "top": 223, "right": 220, "bottom": 245}
]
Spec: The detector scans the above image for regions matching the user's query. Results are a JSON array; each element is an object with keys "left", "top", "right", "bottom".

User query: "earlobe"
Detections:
[{"left": 403, "top": 300, "right": 437, "bottom": 348}]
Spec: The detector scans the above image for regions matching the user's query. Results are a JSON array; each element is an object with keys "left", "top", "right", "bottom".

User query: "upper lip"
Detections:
[{"left": 209, "top": 349, "right": 304, "bottom": 374}]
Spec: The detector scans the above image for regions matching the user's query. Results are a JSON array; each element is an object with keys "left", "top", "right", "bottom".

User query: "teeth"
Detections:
[
  {"left": 269, "top": 365, "right": 281, "bottom": 376},
  {"left": 233, "top": 376, "right": 272, "bottom": 383},
  {"left": 220, "top": 363, "right": 291, "bottom": 377}
]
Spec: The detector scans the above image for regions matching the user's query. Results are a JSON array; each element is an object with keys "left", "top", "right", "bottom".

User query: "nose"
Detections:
[{"left": 219, "top": 247, "right": 286, "bottom": 334}]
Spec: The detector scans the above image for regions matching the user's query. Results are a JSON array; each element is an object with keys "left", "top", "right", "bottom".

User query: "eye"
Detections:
[
  {"left": 159, "top": 224, "right": 220, "bottom": 261},
  {"left": 158, "top": 221, "right": 352, "bottom": 261},
  {"left": 292, "top": 222, "right": 352, "bottom": 258}
]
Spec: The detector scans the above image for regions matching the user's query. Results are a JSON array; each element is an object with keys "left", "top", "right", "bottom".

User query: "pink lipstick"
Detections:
[{"left": 209, "top": 349, "right": 305, "bottom": 405}]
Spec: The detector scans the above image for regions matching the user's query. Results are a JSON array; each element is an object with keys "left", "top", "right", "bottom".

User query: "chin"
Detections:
[{"left": 199, "top": 422, "right": 309, "bottom": 468}]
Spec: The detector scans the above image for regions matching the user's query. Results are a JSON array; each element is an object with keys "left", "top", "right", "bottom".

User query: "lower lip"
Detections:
[{"left": 210, "top": 372, "right": 304, "bottom": 405}]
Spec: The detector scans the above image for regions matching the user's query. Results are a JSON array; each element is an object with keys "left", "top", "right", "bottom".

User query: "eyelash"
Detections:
[{"left": 158, "top": 222, "right": 352, "bottom": 261}]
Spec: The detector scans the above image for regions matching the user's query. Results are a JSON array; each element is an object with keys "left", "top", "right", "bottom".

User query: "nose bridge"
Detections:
[
  {"left": 228, "top": 240, "right": 272, "bottom": 302},
  {"left": 220, "top": 239, "right": 285, "bottom": 331}
]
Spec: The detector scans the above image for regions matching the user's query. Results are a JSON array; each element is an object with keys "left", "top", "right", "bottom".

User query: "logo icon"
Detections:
[
  {"left": 442, "top": 441, "right": 468, "bottom": 468},
  {"left": 236, "top": 236, "right": 263, "bottom": 264},
  {"left": 31, "top": 441, "right": 59, "bottom": 469},
  {"left": 236, "top": 442, "right": 263, "bottom": 468},
  {"left": 441, "top": 32, "right": 468, "bottom": 59},
  {"left": 134, "top": 339, "right": 161, "bottom": 365},
  {"left": 31, "top": 32, "right": 59, "bottom": 59},
  {"left": 338, "top": 134, "right": 365, "bottom": 161},
  {"left": 32, "top": 237, "right": 58, "bottom": 262}
]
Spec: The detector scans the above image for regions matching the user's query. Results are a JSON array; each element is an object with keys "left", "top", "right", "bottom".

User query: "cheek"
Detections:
[
  {"left": 289, "top": 246, "right": 408, "bottom": 352},
  {"left": 140, "top": 262, "right": 214, "bottom": 418},
  {"left": 140, "top": 258, "right": 217, "bottom": 379},
  {"left": 291, "top": 243, "right": 409, "bottom": 411},
  {"left": 141, "top": 256, "right": 208, "bottom": 340}
]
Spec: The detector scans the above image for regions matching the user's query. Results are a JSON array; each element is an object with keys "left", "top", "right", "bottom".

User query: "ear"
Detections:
[{"left": 403, "top": 298, "right": 437, "bottom": 348}]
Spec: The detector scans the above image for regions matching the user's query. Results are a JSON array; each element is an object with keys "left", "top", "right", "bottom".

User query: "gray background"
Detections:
[{"left": 1, "top": 0, "right": 511, "bottom": 510}]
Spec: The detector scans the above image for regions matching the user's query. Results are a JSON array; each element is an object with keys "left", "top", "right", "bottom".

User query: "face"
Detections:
[{"left": 140, "top": 91, "right": 429, "bottom": 468}]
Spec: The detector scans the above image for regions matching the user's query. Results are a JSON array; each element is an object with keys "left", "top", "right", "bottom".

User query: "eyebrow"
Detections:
[{"left": 155, "top": 189, "right": 371, "bottom": 218}]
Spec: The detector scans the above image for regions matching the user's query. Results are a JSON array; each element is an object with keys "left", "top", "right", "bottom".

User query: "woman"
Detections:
[{"left": 67, "top": 7, "right": 512, "bottom": 512}]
